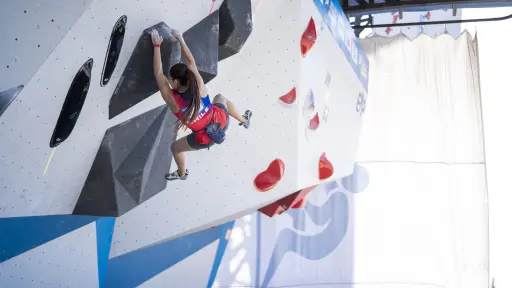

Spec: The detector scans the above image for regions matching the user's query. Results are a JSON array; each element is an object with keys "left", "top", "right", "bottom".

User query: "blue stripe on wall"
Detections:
[
  {"left": 0, "top": 215, "right": 97, "bottom": 263},
  {"left": 96, "top": 217, "right": 116, "bottom": 288},
  {"left": 105, "top": 223, "right": 230, "bottom": 287},
  {"left": 206, "top": 221, "right": 235, "bottom": 288}
]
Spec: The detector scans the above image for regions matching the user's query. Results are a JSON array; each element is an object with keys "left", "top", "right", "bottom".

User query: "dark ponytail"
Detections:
[{"left": 169, "top": 63, "right": 201, "bottom": 129}]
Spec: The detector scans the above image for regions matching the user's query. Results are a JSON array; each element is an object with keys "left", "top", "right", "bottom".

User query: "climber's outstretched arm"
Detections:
[
  {"left": 151, "top": 29, "right": 180, "bottom": 113},
  {"left": 172, "top": 29, "right": 207, "bottom": 98}
]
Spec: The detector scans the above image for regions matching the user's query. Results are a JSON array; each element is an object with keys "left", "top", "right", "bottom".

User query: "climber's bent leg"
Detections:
[
  {"left": 213, "top": 94, "right": 252, "bottom": 128},
  {"left": 166, "top": 136, "right": 195, "bottom": 181}
]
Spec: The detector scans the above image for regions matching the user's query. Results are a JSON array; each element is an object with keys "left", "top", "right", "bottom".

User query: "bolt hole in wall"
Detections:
[
  {"left": 101, "top": 15, "right": 127, "bottom": 87},
  {"left": 49, "top": 58, "right": 93, "bottom": 148}
]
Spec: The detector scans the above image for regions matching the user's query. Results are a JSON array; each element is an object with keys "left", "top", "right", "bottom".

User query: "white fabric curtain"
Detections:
[
  {"left": 358, "top": 32, "right": 484, "bottom": 163},
  {"left": 352, "top": 32, "right": 488, "bottom": 288}
]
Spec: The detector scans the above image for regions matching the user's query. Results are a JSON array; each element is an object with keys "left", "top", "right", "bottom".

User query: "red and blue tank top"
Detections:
[{"left": 171, "top": 89, "right": 213, "bottom": 131}]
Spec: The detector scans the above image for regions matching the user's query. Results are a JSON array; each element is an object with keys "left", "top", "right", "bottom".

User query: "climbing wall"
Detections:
[
  {"left": 0, "top": 0, "right": 233, "bottom": 285},
  {"left": 0, "top": 0, "right": 226, "bottom": 218},
  {"left": 110, "top": 0, "right": 368, "bottom": 258},
  {"left": 0, "top": 0, "right": 367, "bottom": 286}
]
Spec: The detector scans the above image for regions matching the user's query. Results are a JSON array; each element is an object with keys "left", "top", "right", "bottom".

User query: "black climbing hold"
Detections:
[
  {"left": 218, "top": 0, "right": 253, "bottom": 61},
  {"left": 181, "top": 9, "right": 219, "bottom": 84},
  {"left": 0, "top": 85, "right": 24, "bottom": 117},
  {"left": 73, "top": 104, "right": 177, "bottom": 217},
  {"left": 49, "top": 58, "right": 93, "bottom": 148},
  {"left": 101, "top": 15, "right": 127, "bottom": 87},
  {"left": 109, "top": 22, "right": 179, "bottom": 119}
]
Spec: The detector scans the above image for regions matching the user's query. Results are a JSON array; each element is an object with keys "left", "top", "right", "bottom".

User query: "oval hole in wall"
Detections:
[
  {"left": 101, "top": 15, "right": 127, "bottom": 87},
  {"left": 49, "top": 58, "right": 93, "bottom": 148}
]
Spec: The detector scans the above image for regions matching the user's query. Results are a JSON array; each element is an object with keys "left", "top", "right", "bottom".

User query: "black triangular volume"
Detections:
[
  {"left": 73, "top": 142, "right": 119, "bottom": 217},
  {"left": 181, "top": 10, "right": 220, "bottom": 84},
  {"left": 0, "top": 85, "right": 24, "bottom": 117},
  {"left": 109, "top": 22, "right": 178, "bottom": 119},
  {"left": 114, "top": 107, "right": 168, "bottom": 204},
  {"left": 74, "top": 104, "right": 177, "bottom": 217},
  {"left": 218, "top": 0, "right": 253, "bottom": 61}
]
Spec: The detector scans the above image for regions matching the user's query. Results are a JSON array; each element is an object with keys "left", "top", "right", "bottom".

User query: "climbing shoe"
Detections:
[
  {"left": 240, "top": 110, "right": 252, "bottom": 129},
  {"left": 165, "top": 169, "right": 189, "bottom": 181}
]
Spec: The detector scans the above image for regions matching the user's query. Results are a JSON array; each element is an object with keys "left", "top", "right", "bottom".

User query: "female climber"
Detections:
[{"left": 151, "top": 28, "right": 252, "bottom": 181}]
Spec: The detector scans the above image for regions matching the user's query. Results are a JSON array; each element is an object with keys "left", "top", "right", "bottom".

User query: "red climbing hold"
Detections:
[
  {"left": 258, "top": 185, "right": 316, "bottom": 217},
  {"left": 300, "top": 17, "right": 317, "bottom": 57},
  {"left": 279, "top": 87, "right": 296, "bottom": 104},
  {"left": 254, "top": 159, "right": 285, "bottom": 192},
  {"left": 309, "top": 113, "right": 320, "bottom": 130},
  {"left": 319, "top": 152, "right": 334, "bottom": 180}
]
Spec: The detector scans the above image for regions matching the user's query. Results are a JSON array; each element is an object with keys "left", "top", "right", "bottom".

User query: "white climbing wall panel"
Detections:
[
  {"left": 0, "top": 0, "right": 226, "bottom": 218},
  {"left": 110, "top": 0, "right": 303, "bottom": 258},
  {"left": 111, "top": 0, "right": 368, "bottom": 258},
  {"left": 0, "top": 0, "right": 95, "bottom": 91},
  {"left": 0, "top": 0, "right": 367, "bottom": 272}
]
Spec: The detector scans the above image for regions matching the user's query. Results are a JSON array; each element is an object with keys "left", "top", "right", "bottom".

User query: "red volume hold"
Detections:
[
  {"left": 290, "top": 185, "right": 316, "bottom": 209},
  {"left": 319, "top": 152, "right": 334, "bottom": 180},
  {"left": 309, "top": 112, "right": 320, "bottom": 130},
  {"left": 279, "top": 87, "right": 296, "bottom": 104},
  {"left": 254, "top": 159, "right": 286, "bottom": 192},
  {"left": 301, "top": 17, "right": 317, "bottom": 57}
]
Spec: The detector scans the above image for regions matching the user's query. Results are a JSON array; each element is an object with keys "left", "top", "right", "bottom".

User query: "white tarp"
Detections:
[
  {"left": 462, "top": 8, "right": 512, "bottom": 288},
  {"left": 355, "top": 32, "right": 487, "bottom": 288}
]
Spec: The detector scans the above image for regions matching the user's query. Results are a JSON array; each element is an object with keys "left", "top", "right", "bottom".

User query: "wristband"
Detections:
[{"left": 154, "top": 44, "right": 161, "bottom": 48}]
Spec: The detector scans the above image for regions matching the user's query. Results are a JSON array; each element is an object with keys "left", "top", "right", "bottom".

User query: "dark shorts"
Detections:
[{"left": 187, "top": 103, "right": 230, "bottom": 150}]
